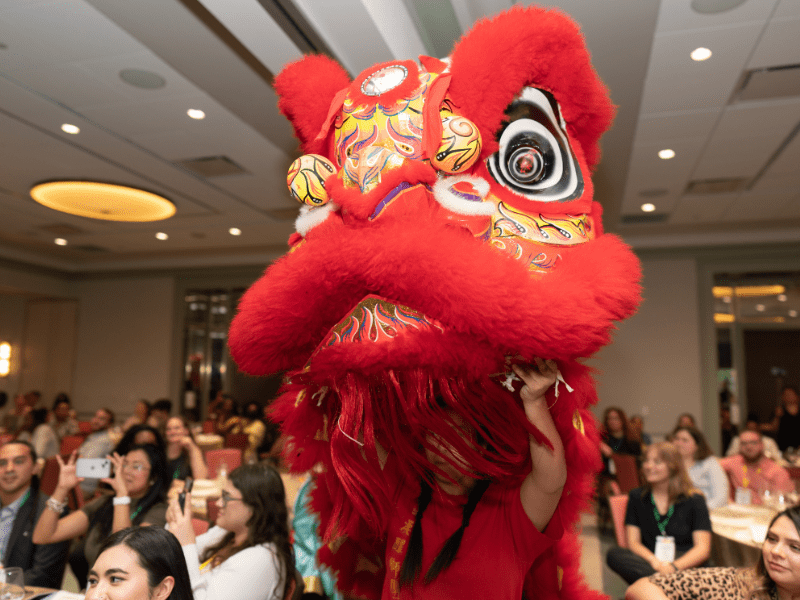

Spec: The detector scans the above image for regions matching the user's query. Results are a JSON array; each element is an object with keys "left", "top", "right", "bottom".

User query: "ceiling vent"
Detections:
[
  {"left": 73, "top": 244, "right": 109, "bottom": 253},
  {"left": 38, "top": 223, "right": 85, "bottom": 235},
  {"left": 685, "top": 178, "right": 748, "bottom": 194},
  {"left": 175, "top": 156, "right": 248, "bottom": 178},
  {"left": 735, "top": 64, "right": 800, "bottom": 102},
  {"left": 265, "top": 207, "right": 299, "bottom": 221},
  {"left": 620, "top": 213, "right": 669, "bottom": 225}
]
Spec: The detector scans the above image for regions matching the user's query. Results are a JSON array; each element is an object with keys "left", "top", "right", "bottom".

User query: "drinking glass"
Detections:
[{"left": 0, "top": 567, "right": 24, "bottom": 600}]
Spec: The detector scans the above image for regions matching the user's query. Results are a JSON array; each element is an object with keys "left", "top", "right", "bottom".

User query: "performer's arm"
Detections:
[{"left": 514, "top": 360, "right": 566, "bottom": 531}]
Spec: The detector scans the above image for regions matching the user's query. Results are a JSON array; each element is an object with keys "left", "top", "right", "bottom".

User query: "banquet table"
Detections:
[
  {"left": 709, "top": 503, "right": 776, "bottom": 567},
  {"left": 187, "top": 477, "right": 224, "bottom": 518}
]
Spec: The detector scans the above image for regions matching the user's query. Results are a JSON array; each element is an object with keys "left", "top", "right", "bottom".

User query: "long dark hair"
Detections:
[
  {"left": 673, "top": 426, "right": 714, "bottom": 460},
  {"left": 748, "top": 505, "right": 800, "bottom": 600},
  {"left": 640, "top": 441, "right": 696, "bottom": 504},
  {"left": 94, "top": 526, "right": 193, "bottom": 600},
  {"left": 201, "top": 464, "right": 295, "bottom": 599},
  {"left": 90, "top": 444, "right": 170, "bottom": 539},
  {"left": 114, "top": 425, "right": 166, "bottom": 456},
  {"left": 603, "top": 406, "right": 631, "bottom": 440}
]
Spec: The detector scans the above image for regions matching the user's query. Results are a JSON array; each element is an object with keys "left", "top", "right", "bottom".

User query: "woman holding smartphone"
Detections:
[{"left": 33, "top": 444, "right": 171, "bottom": 589}]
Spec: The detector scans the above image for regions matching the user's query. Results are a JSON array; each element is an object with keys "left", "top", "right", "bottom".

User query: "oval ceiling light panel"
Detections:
[
  {"left": 120, "top": 69, "right": 166, "bottom": 89},
  {"left": 641, "top": 203, "right": 656, "bottom": 212},
  {"left": 691, "top": 47, "right": 712, "bottom": 61},
  {"left": 187, "top": 109, "right": 205, "bottom": 120},
  {"left": 658, "top": 149, "right": 676, "bottom": 159},
  {"left": 31, "top": 182, "right": 176, "bottom": 222},
  {"left": 691, "top": 0, "right": 747, "bottom": 14},
  {"left": 61, "top": 124, "right": 80, "bottom": 134}
]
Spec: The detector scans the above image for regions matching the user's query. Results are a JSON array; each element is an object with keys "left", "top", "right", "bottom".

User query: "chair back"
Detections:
[
  {"left": 205, "top": 448, "right": 242, "bottom": 479},
  {"left": 192, "top": 518, "right": 210, "bottom": 536},
  {"left": 202, "top": 420, "right": 215, "bottom": 434},
  {"left": 78, "top": 421, "right": 92, "bottom": 435},
  {"left": 609, "top": 494, "right": 629, "bottom": 548},
  {"left": 611, "top": 453, "right": 640, "bottom": 495},
  {"left": 206, "top": 497, "right": 220, "bottom": 524},
  {"left": 0, "top": 433, "right": 14, "bottom": 446},
  {"left": 68, "top": 484, "right": 85, "bottom": 511},
  {"left": 60, "top": 435, "right": 85, "bottom": 456},
  {"left": 224, "top": 433, "right": 249, "bottom": 450},
  {"left": 40, "top": 456, "right": 61, "bottom": 496}
]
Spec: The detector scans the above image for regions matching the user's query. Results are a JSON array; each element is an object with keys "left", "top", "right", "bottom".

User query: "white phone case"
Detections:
[{"left": 76, "top": 458, "right": 111, "bottom": 479}]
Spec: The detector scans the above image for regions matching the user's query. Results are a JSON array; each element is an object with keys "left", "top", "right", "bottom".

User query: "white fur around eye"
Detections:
[
  {"left": 295, "top": 202, "right": 339, "bottom": 237},
  {"left": 433, "top": 175, "right": 495, "bottom": 216}
]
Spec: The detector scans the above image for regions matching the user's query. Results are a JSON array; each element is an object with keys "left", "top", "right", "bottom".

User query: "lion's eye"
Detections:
[{"left": 486, "top": 87, "right": 583, "bottom": 203}]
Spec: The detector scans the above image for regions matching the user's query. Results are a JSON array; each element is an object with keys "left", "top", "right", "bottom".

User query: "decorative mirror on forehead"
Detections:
[{"left": 487, "top": 87, "right": 584, "bottom": 202}]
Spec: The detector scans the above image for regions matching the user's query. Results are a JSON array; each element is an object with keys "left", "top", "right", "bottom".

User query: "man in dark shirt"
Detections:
[
  {"left": 0, "top": 441, "right": 68, "bottom": 588},
  {"left": 776, "top": 385, "right": 800, "bottom": 452}
]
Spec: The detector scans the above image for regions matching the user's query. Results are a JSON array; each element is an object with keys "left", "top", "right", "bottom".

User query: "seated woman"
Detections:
[
  {"left": 114, "top": 424, "right": 165, "bottom": 455},
  {"left": 86, "top": 525, "right": 194, "bottom": 600},
  {"left": 122, "top": 399, "right": 152, "bottom": 433},
  {"left": 18, "top": 408, "right": 59, "bottom": 460},
  {"left": 599, "top": 407, "right": 642, "bottom": 495},
  {"left": 672, "top": 426, "right": 729, "bottom": 510},
  {"left": 165, "top": 416, "right": 208, "bottom": 481},
  {"left": 33, "top": 443, "right": 171, "bottom": 589},
  {"left": 167, "top": 463, "right": 295, "bottom": 600},
  {"left": 626, "top": 504, "right": 800, "bottom": 600},
  {"left": 607, "top": 441, "right": 712, "bottom": 584}
]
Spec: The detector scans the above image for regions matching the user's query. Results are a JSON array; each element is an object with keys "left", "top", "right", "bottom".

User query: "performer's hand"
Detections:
[{"left": 513, "top": 358, "right": 557, "bottom": 405}]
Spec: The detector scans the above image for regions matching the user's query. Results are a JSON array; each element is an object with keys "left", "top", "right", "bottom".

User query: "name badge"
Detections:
[
  {"left": 655, "top": 535, "right": 676, "bottom": 563},
  {"left": 735, "top": 487, "right": 752, "bottom": 505}
]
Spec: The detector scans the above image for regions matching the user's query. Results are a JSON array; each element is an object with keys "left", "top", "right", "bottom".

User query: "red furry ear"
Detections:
[
  {"left": 447, "top": 6, "right": 614, "bottom": 171},
  {"left": 275, "top": 55, "right": 351, "bottom": 155}
]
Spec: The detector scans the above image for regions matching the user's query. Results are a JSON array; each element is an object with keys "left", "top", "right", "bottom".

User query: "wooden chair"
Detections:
[
  {"left": 609, "top": 494, "right": 629, "bottom": 548},
  {"left": 192, "top": 518, "right": 210, "bottom": 536},
  {"left": 611, "top": 453, "right": 641, "bottom": 495},
  {"left": 60, "top": 435, "right": 85, "bottom": 456},
  {"left": 205, "top": 448, "right": 242, "bottom": 479},
  {"left": 224, "top": 433, "right": 249, "bottom": 451}
]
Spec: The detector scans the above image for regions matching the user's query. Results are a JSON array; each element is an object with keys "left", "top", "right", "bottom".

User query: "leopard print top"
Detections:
[{"left": 650, "top": 567, "right": 750, "bottom": 600}]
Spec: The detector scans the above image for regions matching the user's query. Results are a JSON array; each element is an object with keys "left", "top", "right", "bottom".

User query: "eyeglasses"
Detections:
[
  {"left": 122, "top": 462, "right": 150, "bottom": 473},
  {"left": 220, "top": 490, "right": 244, "bottom": 507}
]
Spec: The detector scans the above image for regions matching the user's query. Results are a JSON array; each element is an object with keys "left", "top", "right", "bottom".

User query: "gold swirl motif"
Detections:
[
  {"left": 287, "top": 154, "right": 336, "bottom": 206},
  {"left": 491, "top": 202, "right": 594, "bottom": 246},
  {"left": 431, "top": 116, "right": 482, "bottom": 173},
  {"left": 572, "top": 410, "right": 585, "bottom": 435}
]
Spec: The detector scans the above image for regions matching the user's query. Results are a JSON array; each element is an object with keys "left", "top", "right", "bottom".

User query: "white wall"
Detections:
[
  {"left": 591, "top": 256, "right": 703, "bottom": 439},
  {"left": 69, "top": 276, "right": 175, "bottom": 418}
]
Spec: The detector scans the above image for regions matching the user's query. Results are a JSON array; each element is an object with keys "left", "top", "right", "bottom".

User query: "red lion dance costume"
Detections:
[{"left": 229, "top": 6, "right": 641, "bottom": 600}]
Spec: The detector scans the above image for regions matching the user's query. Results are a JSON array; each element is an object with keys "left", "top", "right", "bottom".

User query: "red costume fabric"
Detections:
[{"left": 382, "top": 467, "right": 564, "bottom": 600}]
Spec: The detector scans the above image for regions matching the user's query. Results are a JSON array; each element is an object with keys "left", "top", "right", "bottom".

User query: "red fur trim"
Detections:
[
  {"left": 275, "top": 55, "right": 351, "bottom": 154},
  {"left": 348, "top": 59, "right": 420, "bottom": 107},
  {"left": 422, "top": 74, "right": 451, "bottom": 161},
  {"left": 447, "top": 6, "right": 614, "bottom": 171}
]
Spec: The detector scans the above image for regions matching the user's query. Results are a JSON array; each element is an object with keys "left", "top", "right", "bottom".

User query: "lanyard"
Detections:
[
  {"left": 742, "top": 464, "right": 761, "bottom": 488},
  {"left": 651, "top": 494, "right": 674, "bottom": 535},
  {"left": 130, "top": 502, "right": 144, "bottom": 521}
]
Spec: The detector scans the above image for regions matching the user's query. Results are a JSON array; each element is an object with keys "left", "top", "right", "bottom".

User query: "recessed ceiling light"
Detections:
[
  {"left": 790, "top": 310, "right": 799, "bottom": 318},
  {"left": 658, "top": 149, "right": 675, "bottom": 160},
  {"left": 187, "top": 109, "right": 205, "bottom": 120},
  {"left": 228, "top": 227, "right": 242, "bottom": 236},
  {"left": 61, "top": 124, "right": 80, "bottom": 134},
  {"left": 691, "top": 47, "right": 712, "bottom": 62},
  {"left": 155, "top": 232, "right": 168, "bottom": 240},
  {"left": 777, "top": 294, "right": 787, "bottom": 302},
  {"left": 30, "top": 182, "right": 175, "bottom": 222},
  {"left": 54, "top": 238, "right": 68, "bottom": 246},
  {"left": 641, "top": 203, "right": 656, "bottom": 212},
  {"left": 722, "top": 296, "right": 732, "bottom": 303},
  {"left": 756, "top": 304, "right": 765, "bottom": 312}
]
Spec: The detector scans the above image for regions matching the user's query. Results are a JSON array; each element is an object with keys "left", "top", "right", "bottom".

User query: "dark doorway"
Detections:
[{"left": 743, "top": 329, "right": 800, "bottom": 424}]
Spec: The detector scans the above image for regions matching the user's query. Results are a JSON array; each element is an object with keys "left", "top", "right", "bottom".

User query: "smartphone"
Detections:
[
  {"left": 76, "top": 458, "right": 111, "bottom": 479},
  {"left": 178, "top": 477, "right": 194, "bottom": 512}
]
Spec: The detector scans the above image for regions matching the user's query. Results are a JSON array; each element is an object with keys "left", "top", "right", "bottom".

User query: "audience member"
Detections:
[
  {"left": 672, "top": 413, "right": 697, "bottom": 434},
  {"left": 114, "top": 424, "right": 165, "bottom": 457},
  {"left": 122, "top": 399, "right": 152, "bottom": 433},
  {"left": 719, "top": 430, "right": 793, "bottom": 505},
  {"left": 256, "top": 405, "right": 281, "bottom": 461},
  {"left": 726, "top": 416, "right": 782, "bottom": 461},
  {"left": 5, "top": 394, "right": 31, "bottom": 433},
  {"left": 599, "top": 407, "right": 642, "bottom": 494},
  {"left": 167, "top": 463, "right": 296, "bottom": 600},
  {"left": 49, "top": 394, "right": 79, "bottom": 440},
  {"left": 0, "top": 441, "right": 69, "bottom": 588},
  {"left": 776, "top": 385, "right": 800, "bottom": 452},
  {"left": 210, "top": 394, "right": 241, "bottom": 436},
  {"left": 719, "top": 405, "right": 738, "bottom": 455},
  {"left": 33, "top": 444, "right": 170, "bottom": 590},
  {"left": 148, "top": 399, "right": 173, "bottom": 433},
  {"left": 24, "top": 390, "right": 42, "bottom": 409},
  {"left": 240, "top": 402, "right": 266, "bottom": 463},
  {"left": 606, "top": 441, "right": 711, "bottom": 584},
  {"left": 17, "top": 408, "right": 59, "bottom": 460},
  {"left": 0, "top": 391, "right": 8, "bottom": 429},
  {"left": 629, "top": 415, "right": 653, "bottom": 446},
  {"left": 164, "top": 416, "right": 207, "bottom": 481},
  {"left": 626, "top": 504, "right": 800, "bottom": 600},
  {"left": 78, "top": 408, "right": 116, "bottom": 496},
  {"left": 86, "top": 526, "right": 194, "bottom": 600},
  {"left": 672, "top": 426, "right": 729, "bottom": 509}
]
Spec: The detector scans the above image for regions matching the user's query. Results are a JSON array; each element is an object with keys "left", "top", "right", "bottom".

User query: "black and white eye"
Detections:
[{"left": 486, "top": 87, "right": 583, "bottom": 203}]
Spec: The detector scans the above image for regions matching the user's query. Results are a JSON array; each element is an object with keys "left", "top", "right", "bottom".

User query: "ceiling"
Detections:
[{"left": 1, "top": 0, "right": 799, "bottom": 275}]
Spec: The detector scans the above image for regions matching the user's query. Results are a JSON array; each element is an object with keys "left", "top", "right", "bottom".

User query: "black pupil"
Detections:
[{"left": 511, "top": 148, "right": 543, "bottom": 181}]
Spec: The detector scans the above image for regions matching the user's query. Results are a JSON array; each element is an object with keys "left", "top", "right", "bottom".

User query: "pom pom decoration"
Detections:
[{"left": 287, "top": 154, "right": 336, "bottom": 206}]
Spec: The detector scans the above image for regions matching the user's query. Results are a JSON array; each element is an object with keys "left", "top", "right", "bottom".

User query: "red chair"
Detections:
[
  {"left": 68, "top": 484, "right": 85, "bottom": 511},
  {"left": 224, "top": 433, "right": 249, "bottom": 451},
  {"left": 78, "top": 421, "right": 92, "bottom": 435},
  {"left": 0, "top": 433, "right": 14, "bottom": 446},
  {"left": 60, "top": 435, "right": 85, "bottom": 456},
  {"left": 611, "top": 453, "right": 641, "bottom": 495},
  {"left": 609, "top": 494, "right": 629, "bottom": 548},
  {"left": 192, "top": 518, "right": 210, "bottom": 536},
  {"left": 207, "top": 498, "right": 220, "bottom": 524},
  {"left": 40, "top": 456, "right": 61, "bottom": 496},
  {"left": 202, "top": 420, "right": 215, "bottom": 434},
  {"left": 205, "top": 448, "right": 242, "bottom": 479}
]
